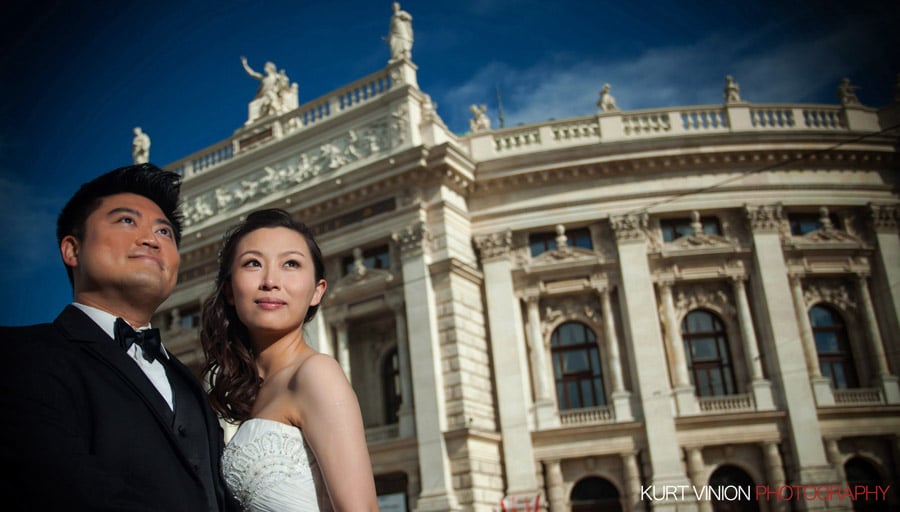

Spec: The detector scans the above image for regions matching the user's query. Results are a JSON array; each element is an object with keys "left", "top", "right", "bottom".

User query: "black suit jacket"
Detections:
[{"left": 0, "top": 306, "right": 239, "bottom": 511}]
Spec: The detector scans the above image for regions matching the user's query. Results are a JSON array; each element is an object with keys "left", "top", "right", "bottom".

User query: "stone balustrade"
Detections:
[
  {"left": 559, "top": 405, "right": 614, "bottom": 425},
  {"left": 698, "top": 393, "right": 755, "bottom": 413},
  {"left": 365, "top": 423, "right": 401, "bottom": 444},
  {"left": 831, "top": 387, "right": 883, "bottom": 405}
]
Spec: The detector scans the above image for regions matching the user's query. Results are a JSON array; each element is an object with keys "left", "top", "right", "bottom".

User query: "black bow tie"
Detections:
[{"left": 114, "top": 318, "right": 163, "bottom": 363}]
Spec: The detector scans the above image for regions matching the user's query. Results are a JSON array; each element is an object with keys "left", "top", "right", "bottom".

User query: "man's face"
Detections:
[{"left": 61, "top": 193, "right": 180, "bottom": 314}]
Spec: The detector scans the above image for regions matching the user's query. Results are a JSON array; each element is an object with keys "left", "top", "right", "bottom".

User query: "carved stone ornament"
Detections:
[
  {"left": 791, "top": 207, "right": 862, "bottom": 245},
  {"left": 181, "top": 119, "right": 395, "bottom": 227},
  {"left": 541, "top": 297, "right": 601, "bottom": 337},
  {"left": 474, "top": 230, "right": 513, "bottom": 260},
  {"left": 803, "top": 280, "right": 857, "bottom": 312},
  {"left": 869, "top": 204, "right": 898, "bottom": 233},
  {"left": 666, "top": 211, "right": 736, "bottom": 251},
  {"left": 673, "top": 282, "right": 735, "bottom": 320},
  {"left": 745, "top": 204, "right": 784, "bottom": 233},
  {"left": 393, "top": 221, "right": 431, "bottom": 257},
  {"left": 610, "top": 213, "right": 649, "bottom": 242}
]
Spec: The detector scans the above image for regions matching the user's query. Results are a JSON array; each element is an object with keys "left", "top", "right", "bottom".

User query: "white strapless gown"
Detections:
[{"left": 222, "top": 418, "right": 333, "bottom": 511}]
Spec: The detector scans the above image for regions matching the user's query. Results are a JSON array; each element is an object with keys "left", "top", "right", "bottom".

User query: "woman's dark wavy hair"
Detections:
[
  {"left": 56, "top": 163, "right": 183, "bottom": 287},
  {"left": 200, "top": 208, "right": 326, "bottom": 423}
]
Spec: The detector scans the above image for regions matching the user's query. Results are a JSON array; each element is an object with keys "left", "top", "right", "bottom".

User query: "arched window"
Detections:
[
  {"left": 845, "top": 457, "right": 889, "bottom": 512},
  {"left": 551, "top": 322, "right": 605, "bottom": 409},
  {"left": 708, "top": 465, "right": 759, "bottom": 512},
  {"left": 682, "top": 310, "right": 736, "bottom": 396},
  {"left": 810, "top": 305, "right": 858, "bottom": 389},
  {"left": 571, "top": 476, "right": 622, "bottom": 512},
  {"left": 382, "top": 348, "right": 401, "bottom": 424}
]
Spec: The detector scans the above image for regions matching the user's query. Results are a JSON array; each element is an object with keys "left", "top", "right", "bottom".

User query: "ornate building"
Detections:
[{"left": 153, "top": 8, "right": 900, "bottom": 512}]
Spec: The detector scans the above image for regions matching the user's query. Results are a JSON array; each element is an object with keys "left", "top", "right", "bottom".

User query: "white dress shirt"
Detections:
[{"left": 73, "top": 303, "right": 174, "bottom": 410}]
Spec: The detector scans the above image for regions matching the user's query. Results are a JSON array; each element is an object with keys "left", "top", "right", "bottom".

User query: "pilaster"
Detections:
[
  {"left": 610, "top": 213, "right": 694, "bottom": 508},
  {"left": 393, "top": 221, "right": 460, "bottom": 511},
  {"left": 474, "top": 230, "right": 540, "bottom": 498},
  {"left": 731, "top": 276, "right": 775, "bottom": 410}
]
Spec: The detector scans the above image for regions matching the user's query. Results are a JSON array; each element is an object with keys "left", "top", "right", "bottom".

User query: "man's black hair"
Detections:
[{"left": 56, "top": 163, "right": 184, "bottom": 286}]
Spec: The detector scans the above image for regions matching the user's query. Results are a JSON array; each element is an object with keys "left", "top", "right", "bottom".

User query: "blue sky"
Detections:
[{"left": 1, "top": 0, "right": 898, "bottom": 326}]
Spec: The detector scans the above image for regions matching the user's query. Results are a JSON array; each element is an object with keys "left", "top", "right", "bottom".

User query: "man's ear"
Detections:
[{"left": 60, "top": 235, "right": 79, "bottom": 268}]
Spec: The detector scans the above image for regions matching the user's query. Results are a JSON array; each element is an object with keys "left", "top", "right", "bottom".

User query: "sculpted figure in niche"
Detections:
[
  {"left": 241, "top": 56, "right": 298, "bottom": 121},
  {"left": 131, "top": 127, "right": 150, "bottom": 164},
  {"left": 597, "top": 83, "right": 618, "bottom": 111},
  {"left": 837, "top": 77, "right": 860, "bottom": 106},
  {"left": 724, "top": 75, "right": 741, "bottom": 103},
  {"left": 469, "top": 104, "right": 491, "bottom": 133},
  {"left": 388, "top": 2, "right": 413, "bottom": 62}
]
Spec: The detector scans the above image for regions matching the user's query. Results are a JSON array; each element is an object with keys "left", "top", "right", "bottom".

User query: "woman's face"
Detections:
[{"left": 226, "top": 227, "right": 326, "bottom": 341}]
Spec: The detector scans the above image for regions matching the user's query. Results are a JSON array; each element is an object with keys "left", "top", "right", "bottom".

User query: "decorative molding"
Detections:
[
  {"left": 673, "top": 282, "right": 735, "bottom": 320},
  {"left": 745, "top": 204, "right": 784, "bottom": 233},
  {"left": 803, "top": 279, "right": 857, "bottom": 312},
  {"left": 541, "top": 297, "right": 602, "bottom": 338},
  {"left": 474, "top": 230, "right": 513, "bottom": 261}
]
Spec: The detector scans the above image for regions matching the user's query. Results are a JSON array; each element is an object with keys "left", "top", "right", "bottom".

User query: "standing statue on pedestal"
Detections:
[
  {"left": 724, "top": 75, "right": 742, "bottom": 103},
  {"left": 596, "top": 83, "right": 618, "bottom": 112},
  {"left": 241, "top": 56, "right": 299, "bottom": 124},
  {"left": 132, "top": 127, "right": 150, "bottom": 164},
  {"left": 469, "top": 104, "right": 491, "bottom": 133},
  {"left": 837, "top": 77, "right": 860, "bottom": 106},
  {"left": 388, "top": 2, "right": 413, "bottom": 62}
]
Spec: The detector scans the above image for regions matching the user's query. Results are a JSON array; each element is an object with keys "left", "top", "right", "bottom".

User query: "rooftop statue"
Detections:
[
  {"left": 837, "top": 77, "right": 860, "bottom": 106},
  {"left": 724, "top": 75, "right": 742, "bottom": 103},
  {"left": 132, "top": 126, "right": 150, "bottom": 164},
  {"left": 469, "top": 104, "right": 491, "bottom": 133},
  {"left": 388, "top": 2, "right": 413, "bottom": 62},
  {"left": 596, "top": 83, "right": 618, "bottom": 112},
  {"left": 241, "top": 56, "right": 299, "bottom": 123}
]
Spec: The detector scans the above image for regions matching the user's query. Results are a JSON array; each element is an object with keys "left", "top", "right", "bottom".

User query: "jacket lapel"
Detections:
[{"left": 54, "top": 306, "right": 175, "bottom": 426}]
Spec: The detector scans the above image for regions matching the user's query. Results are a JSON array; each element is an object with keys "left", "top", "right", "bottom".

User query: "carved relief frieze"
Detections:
[
  {"left": 541, "top": 297, "right": 601, "bottom": 338},
  {"left": 181, "top": 117, "right": 398, "bottom": 227},
  {"left": 802, "top": 279, "right": 857, "bottom": 312},
  {"left": 673, "top": 281, "right": 735, "bottom": 320}
]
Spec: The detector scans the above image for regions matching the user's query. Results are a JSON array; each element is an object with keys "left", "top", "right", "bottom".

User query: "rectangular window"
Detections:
[
  {"left": 529, "top": 227, "right": 593, "bottom": 257},
  {"left": 660, "top": 216, "right": 721, "bottom": 242},
  {"left": 342, "top": 245, "right": 391, "bottom": 276},
  {"left": 788, "top": 212, "right": 840, "bottom": 236}
]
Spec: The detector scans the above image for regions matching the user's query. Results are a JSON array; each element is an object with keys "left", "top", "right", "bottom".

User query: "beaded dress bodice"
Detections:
[{"left": 222, "top": 418, "right": 332, "bottom": 512}]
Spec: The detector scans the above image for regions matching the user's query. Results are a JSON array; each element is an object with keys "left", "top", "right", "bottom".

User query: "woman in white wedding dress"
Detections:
[{"left": 200, "top": 209, "right": 379, "bottom": 511}]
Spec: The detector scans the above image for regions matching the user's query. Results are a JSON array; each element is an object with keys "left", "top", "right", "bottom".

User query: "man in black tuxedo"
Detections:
[{"left": 0, "top": 164, "right": 238, "bottom": 511}]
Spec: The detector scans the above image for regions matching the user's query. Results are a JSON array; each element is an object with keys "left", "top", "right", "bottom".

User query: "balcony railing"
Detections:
[
  {"left": 559, "top": 405, "right": 613, "bottom": 425},
  {"left": 832, "top": 388, "right": 883, "bottom": 405},
  {"left": 365, "top": 423, "right": 400, "bottom": 443},
  {"left": 698, "top": 393, "right": 755, "bottom": 413}
]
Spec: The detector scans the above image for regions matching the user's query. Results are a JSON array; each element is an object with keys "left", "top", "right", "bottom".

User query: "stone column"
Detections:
[
  {"left": 825, "top": 439, "right": 846, "bottom": 484},
  {"left": 333, "top": 319, "right": 351, "bottom": 382},
  {"left": 658, "top": 279, "right": 698, "bottom": 415},
  {"left": 610, "top": 213, "right": 694, "bottom": 511},
  {"left": 869, "top": 205, "right": 900, "bottom": 368},
  {"left": 545, "top": 460, "right": 566, "bottom": 512},
  {"left": 621, "top": 451, "right": 642, "bottom": 512},
  {"left": 686, "top": 448, "right": 711, "bottom": 512},
  {"left": 746, "top": 204, "right": 839, "bottom": 499},
  {"left": 598, "top": 284, "right": 633, "bottom": 421},
  {"left": 762, "top": 442, "right": 788, "bottom": 512},
  {"left": 855, "top": 273, "right": 900, "bottom": 403},
  {"left": 474, "top": 230, "right": 540, "bottom": 501},
  {"left": 393, "top": 221, "right": 460, "bottom": 511},
  {"left": 731, "top": 276, "right": 775, "bottom": 410},
  {"left": 789, "top": 274, "right": 834, "bottom": 406},
  {"left": 306, "top": 309, "right": 332, "bottom": 356},
  {"left": 523, "top": 291, "right": 556, "bottom": 427},
  {"left": 387, "top": 292, "right": 416, "bottom": 437}
]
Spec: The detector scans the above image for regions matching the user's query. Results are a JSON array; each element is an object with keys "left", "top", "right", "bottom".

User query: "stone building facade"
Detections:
[{"left": 152, "top": 22, "right": 900, "bottom": 512}]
